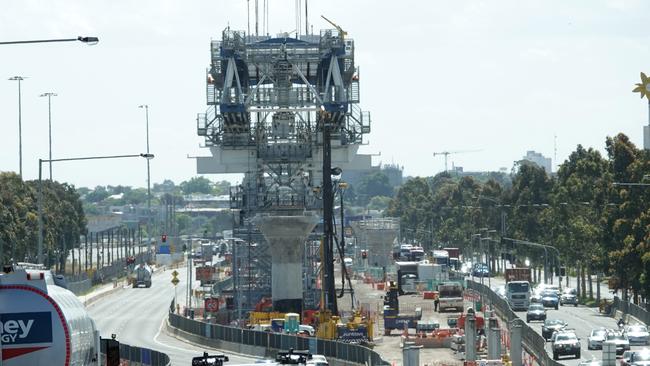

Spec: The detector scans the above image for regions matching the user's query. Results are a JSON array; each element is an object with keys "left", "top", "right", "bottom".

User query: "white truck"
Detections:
[
  {"left": 134, "top": 264, "right": 152, "bottom": 288},
  {"left": 0, "top": 265, "right": 100, "bottom": 365},
  {"left": 437, "top": 282, "right": 464, "bottom": 312}
]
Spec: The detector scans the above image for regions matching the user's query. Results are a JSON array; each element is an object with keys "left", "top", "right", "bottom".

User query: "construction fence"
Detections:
[
  {"left": 466, "top": 280, "right": 562, "bottom": 366},
  {"left": 168, "top": 309, "right": 389, "bottom": 365},
  {"left": 100, "top": 338, "right": 171, "bottom": 366}
]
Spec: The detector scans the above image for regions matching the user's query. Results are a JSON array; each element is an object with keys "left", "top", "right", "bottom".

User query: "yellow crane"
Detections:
[
  {"left": 432, "top": 150, "right": 483, "bottom": 172},
  {"left": 321, "top": 15, "right": 347, "bottom": 39}
]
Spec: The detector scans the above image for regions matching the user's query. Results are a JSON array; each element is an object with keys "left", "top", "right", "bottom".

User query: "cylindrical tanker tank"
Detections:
[
  {"left": 134, "top": 263, "right": 152, "bottom": 288},
  {"left": 0, "top": 266, "right": 99, "bottom": 366}
]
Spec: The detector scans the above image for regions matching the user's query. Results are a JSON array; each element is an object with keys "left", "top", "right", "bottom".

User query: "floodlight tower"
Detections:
[{"left": 195, "top": 24, "right": 371, "bottom": 316}]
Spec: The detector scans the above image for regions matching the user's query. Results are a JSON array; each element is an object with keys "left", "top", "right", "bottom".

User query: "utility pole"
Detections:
[
  {"left": 139, "top": 105, "right": 152, "bottom": 255},
  {"left": 40, "top": 92, "right": 57, "bottom": 180},
  {"left": 9, "top": 76, "right": 25, "bottom": 176}
]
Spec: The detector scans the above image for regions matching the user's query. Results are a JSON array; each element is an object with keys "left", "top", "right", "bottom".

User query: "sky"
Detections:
[{"left": 2, "top": 0, "right": 650, "bottom": 188}]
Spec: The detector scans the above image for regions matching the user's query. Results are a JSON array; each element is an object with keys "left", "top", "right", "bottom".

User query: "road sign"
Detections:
[
  {"left": 205, "top": 298, "right": 219, "bottom": 312},
  {"left": 171, "top": 277, "right": 180, "bottom": 286},
  {"left": 171, "top": 270, "right": 179, "bottom": 277}
]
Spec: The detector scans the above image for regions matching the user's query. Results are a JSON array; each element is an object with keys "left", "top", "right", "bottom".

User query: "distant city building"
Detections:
[{"left": 523, "top": 150, "right": 552, "bottom": 173}]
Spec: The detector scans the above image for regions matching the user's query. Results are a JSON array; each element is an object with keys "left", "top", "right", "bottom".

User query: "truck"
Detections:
[
  {"left": 505, "top": 268, "right": 532, "bottom": 311},
  {"left": 443, "top": 247, "right": 460, "bottom": 270},
  {"left": 437, "top": 282, "right": 464, "bottom": 312},
  {"left": 383, "top": 282, "right": 422, "bottom": 335},
  {"left": 134, "top": 263, "right": 152, "bottom": 288},
  {"left": 0, "top": 264, "right": 100, "bottom": 365}
]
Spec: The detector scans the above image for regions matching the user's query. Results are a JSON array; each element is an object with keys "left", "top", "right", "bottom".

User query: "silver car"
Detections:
[
  {"left": 626, "top": 325, "right": 650, "bottom": 346},
  {"left": 588, "top": 328, "right": 607, "bottom": 350},
  {"left": 560, "top": 288, "right": 579, "bottom": 306}
]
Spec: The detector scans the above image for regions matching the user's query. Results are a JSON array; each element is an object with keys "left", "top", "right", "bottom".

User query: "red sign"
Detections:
[
  {"left": 205, "top": 298, "right": 219, "bottom": 312},
  {"left": 195, "top": 266, "right": 215, "bottom": 282}
]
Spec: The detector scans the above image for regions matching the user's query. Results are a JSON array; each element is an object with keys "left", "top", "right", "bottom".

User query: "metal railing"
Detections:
[
  {"left": 612, "top": 296, "right": 650, "bottom": 325},
  {"left": 168, "top": 308, "right": 389, "bottom": 365},
  {"left": 467, "top": 280, "right": 562, "bottom": 366}
]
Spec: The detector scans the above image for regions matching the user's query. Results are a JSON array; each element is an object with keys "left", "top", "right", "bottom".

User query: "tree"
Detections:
[
  {"left": 357, "top": 172, "right": 394, "bottom": 204},
  {"left": 180, "top": 177, "right": 213, "bottom": 195},
  {"left": 368, "top": 196, "right": 391, "bottom": 211}
]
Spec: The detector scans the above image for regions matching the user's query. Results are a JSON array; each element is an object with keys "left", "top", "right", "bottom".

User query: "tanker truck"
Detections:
[
  {"left": 134, "top": 263, "right": 153, "bottom": 288},
  {"left": 0, "top": 264, "right": 100, "bottom": 365}
]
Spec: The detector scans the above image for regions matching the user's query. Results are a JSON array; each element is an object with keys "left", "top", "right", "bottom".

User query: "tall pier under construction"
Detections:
[{"left": 195, "top": 23, "right": 372, "bottom": 316}]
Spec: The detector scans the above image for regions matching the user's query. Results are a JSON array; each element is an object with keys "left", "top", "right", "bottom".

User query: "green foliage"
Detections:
[
  {"left": 356, "top": 172, "right": 394, "bottom": 205},
  {"left": 386, "top": 134, "right": 650, "bottom": 301},
  {"left": 0, "top": 172, "right": 86, "bottom": 267},
  {"left": 367, "top": 196, "right": 392, "bottom": 211},
  {"left": 180, "top": 176, "right": 213, "bottom": 195}
]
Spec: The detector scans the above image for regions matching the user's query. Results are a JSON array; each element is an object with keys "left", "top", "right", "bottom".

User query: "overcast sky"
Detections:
[{"left": 2, "top": 0, "right": 649, "bottom": 188}]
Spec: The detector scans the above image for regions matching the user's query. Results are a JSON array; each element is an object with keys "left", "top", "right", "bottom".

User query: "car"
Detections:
[
  {"left": 626, "top": 325, "right": 650, "bottom": 346},
  {"left": 552, "top": 331, "right": 581, "bottom": 360},
  {"left": 621, "top": 351, "right": 637, "bottom": 366},
  {"left": 542, "top": 319, "right": 568, "bottom": 341},
  {"left": 629, "top": 351, "right": 650, "bottom": 366},
  {"left": 588, "top": 327, "right": 608, "bottom": 350},
  {"left": 472, "top": 264, "right": 490, "bottom": 277},
  {"left": 526, "top": 303, "right": 547, "bottom": 323},
  {"left": 560, "top": 288, "right": 579, "bottom": 306},
  {"left": 307, "top": 354, "right": 329, "bottom": 366},
  {"left": 605, "top": 331, "right": 630, "bottom": 355},
  {"left": 541, "top": 291, "right": 560, "bottom": 310}
]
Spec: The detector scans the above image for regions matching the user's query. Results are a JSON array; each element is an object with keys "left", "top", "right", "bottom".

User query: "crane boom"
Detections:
[
  {"left": 321, "top": 15, "right": 347, "bottom": 39},
  {"left": 432, "top": 149, "right": 483, "bottom": 172}
]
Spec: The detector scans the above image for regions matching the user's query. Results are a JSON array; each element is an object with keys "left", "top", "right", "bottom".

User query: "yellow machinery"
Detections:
[
  {"left": 248, "top": 311, "right": 286, "bottom": 326},
  {"left": 315, "top": 310, "right": 340, "bottom": 339}
]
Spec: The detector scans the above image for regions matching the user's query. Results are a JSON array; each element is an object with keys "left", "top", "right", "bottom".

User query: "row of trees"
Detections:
[
  {"left": 0, "top": 172, "right": 86, "bottom": 269},
  {"left": 386, "top": 133, "right": 650, "bottom": 303}
]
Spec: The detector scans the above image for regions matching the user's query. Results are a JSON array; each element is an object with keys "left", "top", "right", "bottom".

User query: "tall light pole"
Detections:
[
  {"left": 37, "top": 153, "right": 154, "bottom": 265},
  {"left": 40, "top": 92, "right": 57, "bottom": 180},
  {"left": 138, "top": 105, "right": 152, "bottom": 253},
  {"left": 9, "top": 76, "right": 25, "bottom": 176},
  {"left": 0, "top": 36, "right": 99, "bottom": 46}
]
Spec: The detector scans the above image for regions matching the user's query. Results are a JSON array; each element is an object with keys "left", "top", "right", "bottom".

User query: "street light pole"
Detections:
[
  {"left": 0, "top": 36, "right": 99, "bottom": 45},
  {"left": 40, "top": 92, "right": 58, "bottom": 180},
  {"left": 9, "top": 76, "right": 25, "bottom": 176},
  {"left": 139, "top": 105, "right": 152, "bottom": 252},
  {"left": 37, "top": 153, "right": 154, "bottom": 265}
]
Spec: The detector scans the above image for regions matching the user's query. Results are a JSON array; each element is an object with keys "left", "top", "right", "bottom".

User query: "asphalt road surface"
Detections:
[
  {"left": 487, "top": 277, "right": 647, "bottom": 366},
  {"left": 87, "top": 265, "right": 260, "bottom": 365}
]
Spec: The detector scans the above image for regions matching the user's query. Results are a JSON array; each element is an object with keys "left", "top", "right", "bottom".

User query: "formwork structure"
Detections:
[
  {"left": 195, "top": 27, "right": 371, "bottom": 315},
  {"left": 351, "top": 218, "right": 400, "bottom": 269}
]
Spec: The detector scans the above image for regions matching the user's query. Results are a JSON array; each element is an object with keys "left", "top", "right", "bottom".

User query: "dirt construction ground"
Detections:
[{"left": 335, "top": 271, "right": 465, "bottom": 366}]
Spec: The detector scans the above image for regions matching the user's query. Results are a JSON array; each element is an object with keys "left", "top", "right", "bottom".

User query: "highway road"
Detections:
[
  {"left": 487, "top": 277, "right": 647, "bottom": 366},
  {"left": 87, "top": 265, "right": 260, "bottom": 365}
]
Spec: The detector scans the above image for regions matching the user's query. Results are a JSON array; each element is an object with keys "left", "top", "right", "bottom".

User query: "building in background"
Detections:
[{"left": 522, "top": 150, "right": 552, "bottom": 173}]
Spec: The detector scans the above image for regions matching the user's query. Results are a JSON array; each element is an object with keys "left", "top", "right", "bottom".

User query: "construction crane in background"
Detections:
[
  {"left": 321, "top": 15, "right": 347, "bottom": 39},
  {"left": 433, "top": 150, "right": 483, "bottom": 172}
]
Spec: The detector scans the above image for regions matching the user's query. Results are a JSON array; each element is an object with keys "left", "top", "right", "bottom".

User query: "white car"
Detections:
[
  {"left": 588, "top": 328, "right": 607, "bottom": 350},
  {"left": 307, "top": 354, "right": 328, "bottom": 366},
  {"left": 626, "top": 325, "right": 650, "bottom": 345}
]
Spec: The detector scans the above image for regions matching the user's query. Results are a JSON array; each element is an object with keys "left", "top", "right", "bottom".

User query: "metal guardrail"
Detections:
[
  {"left": 467, "top": 280, "right": 562, "bottom": 366},
  {"left": 100, "top": 338, "right": 171, "bottom": 366},
  {"left": 168, "top": 309, "right": 389, "bottom": 365},
  {"left": 612, "top": 296, "right": 650, "bottom": 325}
]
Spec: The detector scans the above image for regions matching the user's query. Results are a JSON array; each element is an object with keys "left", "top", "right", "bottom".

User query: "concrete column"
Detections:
[
  {"left": 365, "top": 229, "right": 397, "bottom": 268},
  {"left": 488, "top": 316, "right": 501, "bottom": 359},
  {"left": 254, "top": 214, "right": 318, "bottom": 314},
  {"left": 510, "top": 318, "right": 524, "bottom": 366},
  {"left": 465, "top": 310, "right": 477, "bottom": 361}
]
